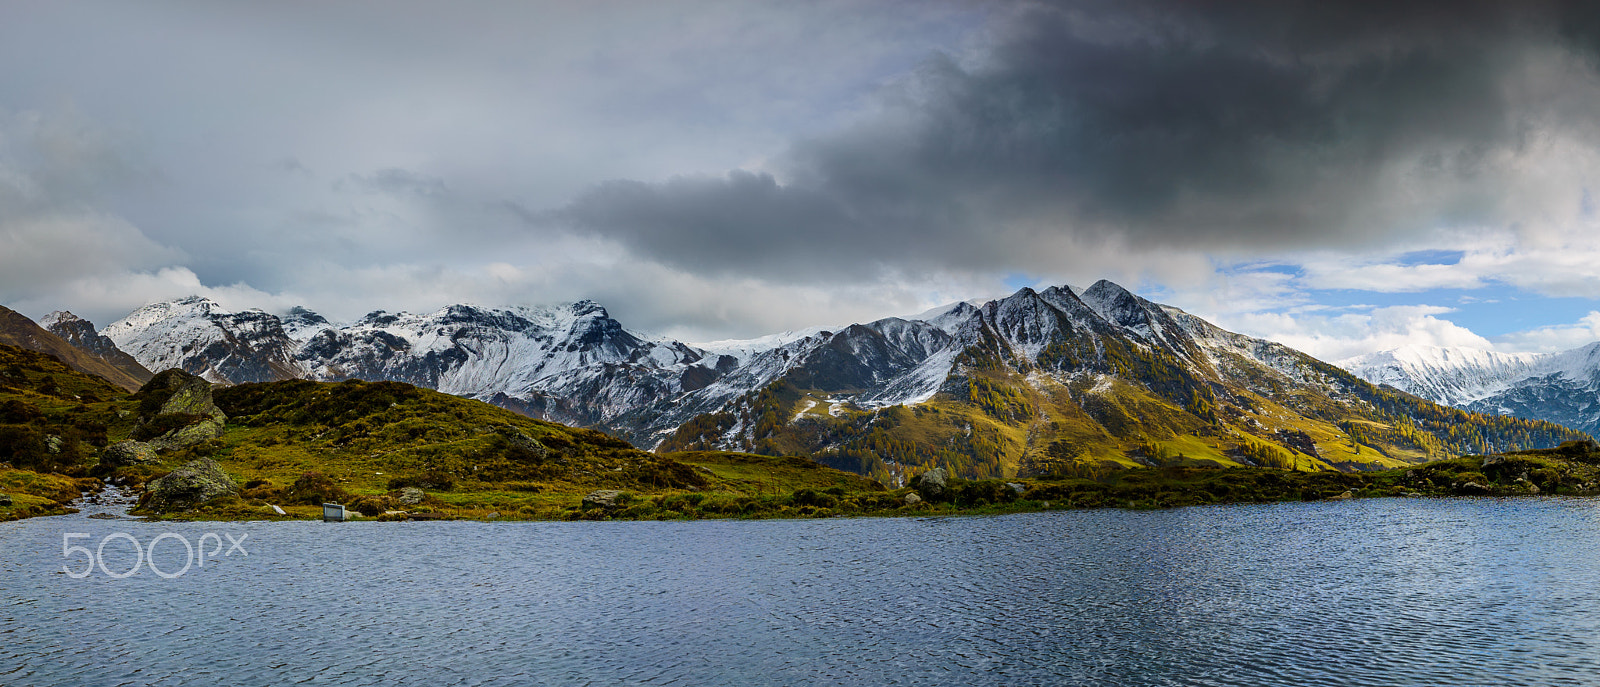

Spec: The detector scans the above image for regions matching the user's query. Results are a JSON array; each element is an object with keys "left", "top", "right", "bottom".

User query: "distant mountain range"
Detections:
[
  {"left": 1341, "top": 344, "right": 1600, "bottom": 434},
  {"left": 18, "top": 281, "right": 1587, "bottom": 483}
]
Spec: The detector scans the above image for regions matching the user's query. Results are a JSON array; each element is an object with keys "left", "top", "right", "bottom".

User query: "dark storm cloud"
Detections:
[{"left": 561, "top": 0, "right": 1600, "bottom": 279}]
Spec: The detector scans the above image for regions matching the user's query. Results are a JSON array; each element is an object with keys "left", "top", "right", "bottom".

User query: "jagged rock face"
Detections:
[
  {"left": 783, "top": 321, "right": 952, "bottom": 393},
  {"left": 39, "top": 311, "right": 154, "bottom": 385}
]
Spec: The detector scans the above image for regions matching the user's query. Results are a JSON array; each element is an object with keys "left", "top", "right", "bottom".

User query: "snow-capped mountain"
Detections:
[
  {"left": 1341, "top": 344, "right": 1600, "bottom": 433},
  {"left": 101, "top": 297, "right": 720, "bottom": 429},
  {"left": 103, "top": 297, "right": 305, "bottom": 384},
  {"left": 88, "top": 281, "right": 1586, "bottom": 481},
  {"left": 651, "top": 280, "right": 1581, "bottom": 481}
]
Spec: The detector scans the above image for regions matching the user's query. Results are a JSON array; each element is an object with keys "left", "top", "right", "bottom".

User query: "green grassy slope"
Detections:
[
  {"left": 659, "top": 347, "right": 1588, "bottom": 486},
  {"left": 0, "top": 343, "right": 891, "bottom": 521}
]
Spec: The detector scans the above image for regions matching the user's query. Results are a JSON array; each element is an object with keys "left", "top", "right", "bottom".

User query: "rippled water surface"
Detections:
[{"left": 7, "top": 495, "right": 1600, "bottom": 685}]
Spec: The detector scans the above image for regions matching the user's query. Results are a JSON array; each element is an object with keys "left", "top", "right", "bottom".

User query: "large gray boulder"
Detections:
[
  {"left": 912, "top": 467, "right": 949, "bottom": 500},
  {"left": 142, "top": 458, "right": 238, "bottom": 512},
  {"left": 582, "top": 490, "right": 624, "bottom": 510},
  {"left": 101, "top": 441, "right": 161, "bottom": 468}
]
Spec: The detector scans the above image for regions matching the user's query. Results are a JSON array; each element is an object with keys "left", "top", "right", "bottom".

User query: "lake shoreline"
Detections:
[{"left": 10, "top": 443, "right": 1600, "bottom": 524}]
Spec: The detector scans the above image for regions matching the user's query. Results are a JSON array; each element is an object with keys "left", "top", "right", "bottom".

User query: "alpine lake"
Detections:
[{"left": 6, "top": 491, "right": 1600, "bottom": 686}]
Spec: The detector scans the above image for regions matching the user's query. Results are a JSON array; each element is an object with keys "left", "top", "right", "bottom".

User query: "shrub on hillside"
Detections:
[
  {"left": 0, "top": 400, "right": 43, "bottom": 424},
  {"left": 279, "top": 471, "right": 350, "bottom": 505},
  {"left": 387, "top": 471, "right": 455, "bottom": 491}
]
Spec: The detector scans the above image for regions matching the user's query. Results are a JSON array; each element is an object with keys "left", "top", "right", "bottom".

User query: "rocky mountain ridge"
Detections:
[{"left": 0, "top": 305, "right": 149, "bottom": 391}]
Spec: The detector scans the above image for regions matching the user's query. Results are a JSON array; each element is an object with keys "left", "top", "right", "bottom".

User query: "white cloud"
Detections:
[
  {"left": 1490, "top": 311, "right": 1600, "bottom": 353},
  {"left": 1217, "top": 305, "right": 1494, "bottom": 362}
]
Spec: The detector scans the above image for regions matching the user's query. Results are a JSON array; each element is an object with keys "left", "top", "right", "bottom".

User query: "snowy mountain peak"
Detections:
[
  {"left": 1079, "top": 279, "right": 1144, "bottom": 326},
  {"left": 1338, "top": 345, "right": 1543, "bottom": 405},
  {"left": 569, "top": 299, "right": 607, "bottom": 318},
  {"left": 1338, "top": 343, "right": 1600, "bottom": 431},
  {"left": 38, "top": 310, "right": 85, "bottom": 330},
  {"left": 282, "top": 306, "right": 332, "bottom": 342}
]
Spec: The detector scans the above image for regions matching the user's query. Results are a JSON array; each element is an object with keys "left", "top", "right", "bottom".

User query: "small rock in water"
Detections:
[{"left": 1329, "top": 490, "right": 1354, "bottom": 500}]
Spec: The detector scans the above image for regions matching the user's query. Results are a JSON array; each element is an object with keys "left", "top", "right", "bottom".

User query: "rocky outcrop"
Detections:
[
  {"left": 131, "top": 369, "right": 228, "bottom": 451},
  {"left": 137, "top": 369, "right": 226, "bottom": 421},
  {"left": 498, "top": 427, "right": 549, "bottom": 460},
  {"left": 142, "top": 458, "right": 238, "bottom": 512},
  {"left": 582, "top": 490, "right": 624, "bottom": 509},
  {"left": 145, "top": 420, "right": 225, "bottom": 451},
  {"left": 397, "top": 487, "right": 425, "bottom": 505},
  {"left": 101, "top": 441, "right": 161, "bottom": 468},
  {"left": 911, "top": 467, "right": 948, "bottom": 500}
]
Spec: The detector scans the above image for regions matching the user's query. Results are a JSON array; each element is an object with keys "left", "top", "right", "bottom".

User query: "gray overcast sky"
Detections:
[{"left": 6, "top": 0, "right": 1600, "bottom": 358}]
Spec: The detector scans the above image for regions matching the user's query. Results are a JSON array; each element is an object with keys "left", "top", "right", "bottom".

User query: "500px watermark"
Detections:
[{"left": 62, "top": 532, "right": 248, "bottom": 579}]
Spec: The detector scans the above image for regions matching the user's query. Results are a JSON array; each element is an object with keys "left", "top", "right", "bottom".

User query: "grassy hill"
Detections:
[{"left": 0, "top": 343, "right": 890, "bottom": 521}]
